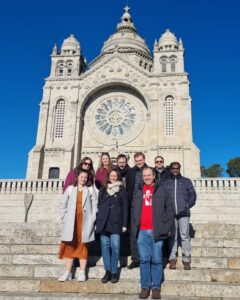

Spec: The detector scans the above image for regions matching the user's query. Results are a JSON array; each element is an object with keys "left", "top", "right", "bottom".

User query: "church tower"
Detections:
[{"left": 27, "top": 7, "right": 200, "bottom": 179}]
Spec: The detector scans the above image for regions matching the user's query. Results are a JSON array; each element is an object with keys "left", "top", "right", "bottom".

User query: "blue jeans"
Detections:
[
  {"left": 100, "top": 233, "right": 120, "bottom": 274},
  {"left": 137, "top": 230, "right": 164, "bottom": 289}
]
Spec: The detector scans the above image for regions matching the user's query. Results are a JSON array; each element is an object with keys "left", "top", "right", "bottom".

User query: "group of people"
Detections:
[{"left": 58, "top": 152, "right": 197, "bottom": 299}]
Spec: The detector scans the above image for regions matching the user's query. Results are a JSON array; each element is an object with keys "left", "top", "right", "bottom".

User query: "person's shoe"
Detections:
[
  {"left": 101, "top": 270, "right": 111, "bottom": 283},
  {"left": 127, "top": 261, "right": 140, "bottom": 269},
  {"left": 152, "top": 288, "right": 161, "bottom": 299},
  {"left": 77, "top": 269, "right": 86, "bottom": 281},
  {"left": 169, "top": 259, "right": 177, "bottom": 269},
  {"left": 139, "top": 288, "right": 150, "bottom": 299},
  {"left": 58, "top": 271, "right": 72, "bottom": 282},
  {"left": 183, "top": 261, "right": 191, "bottom": 270},
  {"left": 111, "top": 273, "right": 119, "bottom": 283}
]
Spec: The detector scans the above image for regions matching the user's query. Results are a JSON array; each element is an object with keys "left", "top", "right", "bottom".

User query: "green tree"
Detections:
[
  {"left": 201, "top": 166, "right": 208, "bottom": 177},
  {"left": 226, "top": 157, "right": 240, "bottom": 177},
  {"left": 201, "top": 164, "right": 223, "bottom": 177}
]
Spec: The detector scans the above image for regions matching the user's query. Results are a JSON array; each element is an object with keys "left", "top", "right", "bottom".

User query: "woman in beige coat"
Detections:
[{"left": 58, "top": 170, "right": 98, "bottom": 282}]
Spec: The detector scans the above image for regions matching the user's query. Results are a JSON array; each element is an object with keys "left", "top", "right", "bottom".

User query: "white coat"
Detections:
[{"left": 60, "top": 185, "right": 98, "bottom": 243}]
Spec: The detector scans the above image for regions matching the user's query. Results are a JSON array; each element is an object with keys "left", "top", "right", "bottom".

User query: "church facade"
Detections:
[{"left": 26, "top": 7, "right": 200, "bottom": 179}]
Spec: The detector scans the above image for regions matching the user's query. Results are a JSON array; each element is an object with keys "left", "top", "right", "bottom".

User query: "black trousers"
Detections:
[{"left": 130, "top": 223, "right": 140, "bottom": 262}]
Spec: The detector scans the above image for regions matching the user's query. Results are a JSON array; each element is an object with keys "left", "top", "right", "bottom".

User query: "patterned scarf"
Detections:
[{"left": 107, "top": 181, "right": 122, "bottom": 196}]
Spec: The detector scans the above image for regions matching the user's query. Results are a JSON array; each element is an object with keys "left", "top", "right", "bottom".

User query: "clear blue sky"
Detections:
[{"left": 0, "top": 0, "right": 239, "bottom": 178}]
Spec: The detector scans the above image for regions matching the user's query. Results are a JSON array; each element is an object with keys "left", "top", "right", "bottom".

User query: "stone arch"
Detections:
[{"left": 79, "top": 79, "right": 150, "bottom": 119}]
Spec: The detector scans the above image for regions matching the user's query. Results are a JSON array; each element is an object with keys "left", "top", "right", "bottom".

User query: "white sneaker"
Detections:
[
  {"left": 78, "top": 269, "right": 86, "bottom": 282},
  {"left": 58, "top": 271, "right": 72, "bottom": 282}
]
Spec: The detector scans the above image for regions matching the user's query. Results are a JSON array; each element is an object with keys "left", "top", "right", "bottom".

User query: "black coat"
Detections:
[
  {"left": 126, "top": 164, "right": 147, "bottom": 202},
  {"left": 96, "top": 186, "right": 129, "bottom": 235},
  {"left": 153, "top": 168, "right": 170, "bottom": 183},
  {"left": 131, "top": 183, "right": 175, "bottom": 240},
  {"left": 164, "top": 174, "right": 197, "bottom": 218}
]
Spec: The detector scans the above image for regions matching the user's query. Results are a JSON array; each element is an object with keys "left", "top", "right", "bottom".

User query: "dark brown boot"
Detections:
[
  {"left": 139, "top": 288, "right": 150, "bottom": 299},
  {"left": 169, "top": 259, "right": 177, "bottom": 269},
  {"left": 152, "top": 288, "right": 161, "bottom": 299},
  {"left": 183, "top": 261, "right": 191, "bottom": 270}
]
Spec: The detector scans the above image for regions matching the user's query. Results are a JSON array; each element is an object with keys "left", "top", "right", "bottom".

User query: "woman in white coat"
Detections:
[{"left": 58, "top": 170, "right": 98, "bottom": 282}]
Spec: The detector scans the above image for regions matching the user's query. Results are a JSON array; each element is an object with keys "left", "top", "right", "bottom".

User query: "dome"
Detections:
[
  {"left": 101, "top": 6, "right": 150, "bottom": 55},
  {"left": 61, "top": 34, "right": 80, "bottom": 53},
  {"left": 159, "top": 29, "right": 178, "bottom": 48}
]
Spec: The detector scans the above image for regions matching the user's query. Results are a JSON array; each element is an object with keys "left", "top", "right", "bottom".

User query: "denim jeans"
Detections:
[
  {"left": 100, "top": 233, "right": 120, "bottom": 274},
  {"left": 169, "top": 217, "right": 191, "bottom": 262},
  {"left": 137, "top": 230, "right": 164, "bottom": 289}
]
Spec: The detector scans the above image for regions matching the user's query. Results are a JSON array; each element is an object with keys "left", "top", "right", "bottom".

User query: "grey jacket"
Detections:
[
  {"left": 164, "top": 174, "right": 196, "bottom": 218},
  {"left": 60, "top": 185, "right": 98, "bottom": 243}
]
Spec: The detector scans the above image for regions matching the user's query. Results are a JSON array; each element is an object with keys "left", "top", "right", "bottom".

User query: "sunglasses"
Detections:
[
  {"left": 155, "top": 160, "right": 163, "bottom": 163},
  {"left": 83, "top": 162, "right": 91, "bottom": 166},
  {"left": 171, "top": 168, "right": 180, "bottom": 170}
]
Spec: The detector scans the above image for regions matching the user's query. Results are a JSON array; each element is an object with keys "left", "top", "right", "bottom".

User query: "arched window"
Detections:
[
  {"left": 161, "top": 58, "right": 167, "bottom": 73},
  {"left": 164, "top": 96, "right": 175, "bottom": 136},
  {"left": 66, "top": 61, "right": 73, "bottom": 76},
  {"left": 56, "top": 61, "right": 64, "bottom": 77},
  {"left": 49, "top": 167, "right": 60, "bottom": 179},
  {"left": 170, "top": 59, "right": 176, "bottom": 72},
  {"left": 54, "top": 99, "right": 65, "bottom": 138}
]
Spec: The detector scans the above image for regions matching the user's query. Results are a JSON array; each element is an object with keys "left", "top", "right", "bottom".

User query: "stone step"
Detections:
[
  {"left": 1, "top": 278, "right": 240, "bottom": 297},
  {"left": 34, "top": 266, "right": 240, "bottom": 283},
  {"left": 0, "top": 223, "right": 240, "bottom": 237},
  {"left": 1, "top": 223, "right": 240, "bottom": 242},
  {"left": 39, "top": 279, "right": 240, "bottom": 298},
  {"left": 1, "top": 253, "right": 239, "bottom": 269},
  {"left": 1, "top": 243, "right": 240, "bottom": 258},
  {"left": 1, "top": 264, "right": 240, "bottom": 283},
  {"left": 0, "top": 292, "right": 231, "bottom": 300},
  {"left": 0, "top": 278, "right": 240, "bottom": 299}
]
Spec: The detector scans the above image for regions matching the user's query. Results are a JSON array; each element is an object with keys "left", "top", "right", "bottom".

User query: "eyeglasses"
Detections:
[
  {"left": 83, "top": 162, "right": 91, "bottom": 166},
  {"left": 155, "top": 160, "right": 163, "bottom": 163},
  {"left": 171, "top": 168, "right": 180, "bottom": 171}
]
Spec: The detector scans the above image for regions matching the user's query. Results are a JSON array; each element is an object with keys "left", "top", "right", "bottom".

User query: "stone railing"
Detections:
[
  {"left": 0, "top": 179, "right": 64, "bottom": 194},
  {"left": 192, "top": 178, "right": 240, "bottom": 190},
  {"left": 0, "top": 178, "right": 240, "bottom": 194}
]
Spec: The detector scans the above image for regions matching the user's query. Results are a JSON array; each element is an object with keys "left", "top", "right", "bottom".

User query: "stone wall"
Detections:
[{"left": 0, "top": 178, "right": 240, "bottom": 223}]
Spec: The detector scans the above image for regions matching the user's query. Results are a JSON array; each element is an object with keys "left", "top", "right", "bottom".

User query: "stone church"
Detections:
[{"left": 27, "top": 6, "right": 200, "bottom": 180}]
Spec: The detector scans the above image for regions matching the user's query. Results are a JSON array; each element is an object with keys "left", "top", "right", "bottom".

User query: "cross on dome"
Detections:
[{"left": 124, "top": 5, "right": 130, "bottom": 13}]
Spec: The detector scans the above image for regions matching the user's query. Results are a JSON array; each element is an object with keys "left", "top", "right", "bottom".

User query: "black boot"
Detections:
[
  {"left": 111, "top": 273, "right": 119, "bottom": 283},
  {"left": 101, "top": 270, "right": 111, "bottom": 283}
]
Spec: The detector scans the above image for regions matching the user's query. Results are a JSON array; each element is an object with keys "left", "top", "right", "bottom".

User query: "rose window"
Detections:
[{"left": 95, "top": 99, "right": 136, "bottom": 137}]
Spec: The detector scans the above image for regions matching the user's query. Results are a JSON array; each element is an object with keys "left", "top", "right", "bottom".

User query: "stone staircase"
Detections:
[{"left": 0, "top": 222, "right": 240, "bottom": 299}]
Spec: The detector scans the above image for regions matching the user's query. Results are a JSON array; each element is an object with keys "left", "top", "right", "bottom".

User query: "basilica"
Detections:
[{"left": 27, "top": 6, "right": 200, "bottom": 179}]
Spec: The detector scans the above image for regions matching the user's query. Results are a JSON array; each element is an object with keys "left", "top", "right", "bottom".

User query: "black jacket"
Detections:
[
  {"left": 96, "top": 186, "right": 128, "bottom": 235},
  {"left": 115, "top": 165, "right": 130, "bottom": 188},
  {"left": 131, "top": 182, "right": 175, "bottom": 240},
  {"left": 153, "top": 167, "right": 170, "bottom": 183},
  {"left": 126, "top": 164, "right": 147, "bottom": 202},
  {"left": 164, "top": 174, "right": 196, "bottom": 218}
]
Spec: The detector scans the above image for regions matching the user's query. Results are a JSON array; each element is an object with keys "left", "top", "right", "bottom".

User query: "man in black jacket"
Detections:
[
  {"left": 153, "top": 155, "right": 170, "bottom": 183},
  {"left": 131, "top": 167, "right": 174, "bottom": 299},
  {"left": 164, "top": 162, "right": 197, "bottom": 270},
  {"left": 116, "top": 154, "right": 130, "bottom": 188},
  {"left": 126, "top": 152, "right": 147, "bottom": 269}
]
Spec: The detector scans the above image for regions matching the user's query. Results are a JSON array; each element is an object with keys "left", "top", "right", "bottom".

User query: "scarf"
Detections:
[{"left": 107, "top": 181, "right": 122, "bottom": 196}]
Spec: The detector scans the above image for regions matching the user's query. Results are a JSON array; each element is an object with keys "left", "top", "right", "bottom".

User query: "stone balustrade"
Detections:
[
  {"left": 0, "top": 179, "right": 64, "bottom": 194},
  {"left": 0, "top": 178, "right": 240, "bottom": 194}
]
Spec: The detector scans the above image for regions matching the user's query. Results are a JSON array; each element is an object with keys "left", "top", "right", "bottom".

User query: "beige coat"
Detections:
[{"left": 60, "top": 185, "right": 98, "bottom": 243}]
